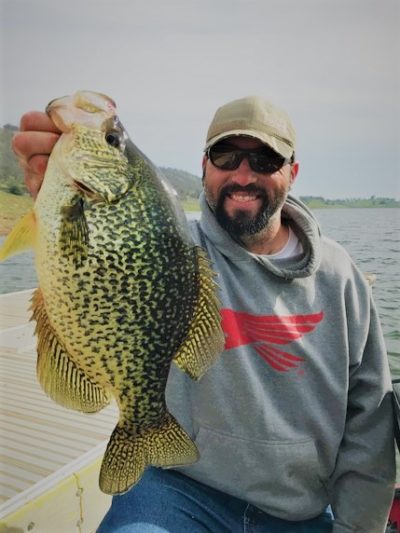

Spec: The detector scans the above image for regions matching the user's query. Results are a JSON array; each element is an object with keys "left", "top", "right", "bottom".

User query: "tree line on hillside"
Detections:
[
  {"left": 0, "top": 125, "right": 203, "bottom": 201},
  {"left": 0, "top": 124, "right": 24, "bottom": 194},
  {"left": 1, "top": 125, "right": 398, "bottom": 207},
  {"left": 299, "top": 195, "right": 400, "bottom": 208}
]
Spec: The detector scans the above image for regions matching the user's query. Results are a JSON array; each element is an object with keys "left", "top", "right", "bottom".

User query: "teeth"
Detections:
[{"left": 230, "top": 193, "right": 257, "bottom": 202}]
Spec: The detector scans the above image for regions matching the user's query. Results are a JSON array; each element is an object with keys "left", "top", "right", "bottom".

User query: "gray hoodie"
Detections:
[{"left": 166, "top": 194, "right": 395, "bottom": 532}]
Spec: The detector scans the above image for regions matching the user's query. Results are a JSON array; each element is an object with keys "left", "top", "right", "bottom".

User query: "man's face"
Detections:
[{"left": 203, "top": 137, "right": 298, "bottom": 239}]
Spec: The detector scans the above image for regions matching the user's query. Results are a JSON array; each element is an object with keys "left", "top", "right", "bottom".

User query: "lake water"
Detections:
[
  {"left": 1, "top": 208, "right": 399, "bottom": 377},
  {"left": 312, "top": 208, "right": 400, "bottom": 379}
]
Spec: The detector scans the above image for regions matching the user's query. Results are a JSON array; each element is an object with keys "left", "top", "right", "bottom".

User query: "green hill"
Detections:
[
  {"left": 1, "top": 125, "right": 398, "bottom": 218},
  {"left": 159, "top": 167, "right": 202, "bottom": 203},
  {"left": 0, "top": 190, "right": 33, "bottom": 234},
  {"left": 0, "top": 124, "right": 26, "bottom": 195},
  {"left": 0, "top": 124, "right": 203, "bottom": 198},
  {"left": 0, "top": 124, "right": 202, "bottom": 213}
]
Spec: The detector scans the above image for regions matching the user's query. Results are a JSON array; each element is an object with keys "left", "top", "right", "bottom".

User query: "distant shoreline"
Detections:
[
  {"left": 0, "top": 191, "right": 398, "bottom": 237},
  {"left": 299, "top": 198, "right": 400, "bottom": 209}
]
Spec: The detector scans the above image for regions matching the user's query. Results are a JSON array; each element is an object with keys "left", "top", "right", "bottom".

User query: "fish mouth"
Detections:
[
  {"left": 71, "top": 180, "right": 124, "bottom": 203},
  {"left": 72, "top": 180, "right": 97, "bottom": 198},
  {"left": 46, "top": 91, "right": 117, "bottom": 132}
]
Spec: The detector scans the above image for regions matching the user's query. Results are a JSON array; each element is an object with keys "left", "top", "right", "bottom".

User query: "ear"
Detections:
[
  {"left": 290, "top": 161, "right": 299, "bottom": 187},
  {"left": 202, "top": 154, "right": 208, "bottom": 171}
]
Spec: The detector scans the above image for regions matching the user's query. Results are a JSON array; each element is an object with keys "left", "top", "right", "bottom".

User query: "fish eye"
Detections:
[{"left": 105, "top": 131, "right": 121, "bottom": 148}]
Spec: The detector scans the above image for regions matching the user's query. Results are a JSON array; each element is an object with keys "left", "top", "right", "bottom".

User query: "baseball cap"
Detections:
[{"left": 204, "top": 96, "right": 296, "bottom": 159}]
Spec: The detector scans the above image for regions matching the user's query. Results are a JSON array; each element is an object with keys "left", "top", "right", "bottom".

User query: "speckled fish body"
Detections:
[{"left": 0, "top": 91, "right": 224, "bottom": 495}]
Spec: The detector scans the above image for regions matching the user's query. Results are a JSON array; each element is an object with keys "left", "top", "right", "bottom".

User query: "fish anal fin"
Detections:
[
  {"left": 0, "top": 210, "right": 36, "bottom": 261},
  {"left": 100, "top": 412, "right": 199, "bottom": 495},
  {"left": 173, "top": 247, "right": 224, "bottom": 380},
  {"left": 31, "top": 288, "right": 110, "bottom": 412}
]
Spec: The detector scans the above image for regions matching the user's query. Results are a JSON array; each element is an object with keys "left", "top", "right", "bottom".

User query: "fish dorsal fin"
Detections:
[
  {"left": 172, "top": 247, "right": 224, "bottom": 380},
  {"left": 31, "top": 288, "right": 111, "bottom": 412},
  {"left": 0, "top": 210, "right": 36, "bottom": 261}
]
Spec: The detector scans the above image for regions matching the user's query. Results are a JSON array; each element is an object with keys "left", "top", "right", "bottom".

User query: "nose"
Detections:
[{"left": 230, "top": 157, "right": 257, "bottom": 187}]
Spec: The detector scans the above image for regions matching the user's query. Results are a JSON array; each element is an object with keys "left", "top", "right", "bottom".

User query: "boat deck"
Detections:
[{"left": 0, "top": 289, "right": 118, "bottom": 532}]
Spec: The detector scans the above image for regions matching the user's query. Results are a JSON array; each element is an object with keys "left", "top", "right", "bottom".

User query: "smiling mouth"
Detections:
[
  {"left": 228, "top": 192, "right": 260, "bottom": 202},
  {"left": 226, "top": 190, "right": 263, "bottom": 206}
]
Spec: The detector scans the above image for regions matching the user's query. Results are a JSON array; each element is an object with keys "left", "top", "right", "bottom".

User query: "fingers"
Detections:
[
  {"left": 24, "top": 170, "right": 45, "bottom": 199},
  {"left": 12, "top": 111, "right": 61, "bottom": 198},
  {"left": 13, "top": 131, "right": 59, "bottom": 198},
  {"left": 12, "top": 130, "right": 60, "bottom": 162},
  {"left": 19, "top": 111, "right": 61, "bottom": 134},
  {"left": 20, "top": 154, "right": 53, "bottom": 198}
]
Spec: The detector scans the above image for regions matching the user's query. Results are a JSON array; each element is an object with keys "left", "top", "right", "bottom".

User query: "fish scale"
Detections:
[{"left": 0, "top": 90, "right": 224, "bottom": 495}]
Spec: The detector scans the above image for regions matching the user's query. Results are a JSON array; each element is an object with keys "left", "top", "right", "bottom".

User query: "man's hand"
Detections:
[{"left": 12, "top": 112, "right": 61, "bottom": 198}]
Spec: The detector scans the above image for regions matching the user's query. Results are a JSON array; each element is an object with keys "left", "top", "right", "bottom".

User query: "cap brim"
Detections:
[{"left": 204, "top": 129, "right": 293, "bottom": 159}]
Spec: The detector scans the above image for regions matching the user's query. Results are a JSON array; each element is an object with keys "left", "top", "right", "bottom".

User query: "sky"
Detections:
[{"left": 1, "top": 0, "right": 399, "bottom": 199}]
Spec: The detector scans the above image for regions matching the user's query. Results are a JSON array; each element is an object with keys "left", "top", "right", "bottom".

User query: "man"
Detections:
[{"left": 14, "top": 96, "right": 395, "bottom": 532}]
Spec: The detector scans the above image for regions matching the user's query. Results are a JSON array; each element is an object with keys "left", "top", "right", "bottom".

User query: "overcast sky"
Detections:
[{"left": 1, "top": 0, "right": 399, "bottom": 199}]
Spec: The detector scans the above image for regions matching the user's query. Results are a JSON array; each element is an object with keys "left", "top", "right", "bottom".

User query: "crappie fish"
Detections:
[{"left": 0, "top": 91, "right": 224, "bottom": 495}]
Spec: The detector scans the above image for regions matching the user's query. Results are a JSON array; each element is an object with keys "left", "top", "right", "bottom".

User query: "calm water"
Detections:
[
  {"left": 313, "top": 208, "right": 400, "bottom": 378},
  {"left": 1, "top": 208, "right": 399, "bottom": 376}
]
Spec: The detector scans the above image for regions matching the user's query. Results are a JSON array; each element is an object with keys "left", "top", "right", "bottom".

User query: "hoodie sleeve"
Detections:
[{"left": 330, "top": 295, "right": 396, "bottom": 532}]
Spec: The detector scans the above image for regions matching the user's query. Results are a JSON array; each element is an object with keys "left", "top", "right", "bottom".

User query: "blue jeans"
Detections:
[{"left": 97, "top": 467, "right": 333, "bottom": 532}]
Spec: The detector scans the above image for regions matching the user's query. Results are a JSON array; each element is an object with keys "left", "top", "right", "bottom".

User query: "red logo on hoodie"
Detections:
[{"left": 221, "top": 309, "right": 324, "bottom": 372}]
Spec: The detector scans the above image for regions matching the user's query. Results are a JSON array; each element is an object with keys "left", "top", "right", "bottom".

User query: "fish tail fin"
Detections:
[{"left": 99, "top": 412, "right": 199, "bottom": 495}]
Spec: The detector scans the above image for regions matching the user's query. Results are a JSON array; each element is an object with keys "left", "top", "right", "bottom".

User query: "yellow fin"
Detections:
[
  {"left": 99, "top": 412, "right": 199, "bottom": 495},
  {"left": 31, "top": 288, "right": 111, "bottom": 413},
  {"left": 0, "top": 210, "right": 36, "bottom": 261},
  {"left": 173, "top": 246, "right": 224, "bottom": 380}
]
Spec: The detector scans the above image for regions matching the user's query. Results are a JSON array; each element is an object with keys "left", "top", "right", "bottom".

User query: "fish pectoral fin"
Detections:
[
  {"left": 99, "top": 413, "right": 199, "bottom": 495},
  {"left": 173, "top": 246, "right": 224, "bottom": 380},
  {"left": 32, "top": 288, "right": 111, "bottom": 412},
  {"left": 59, "top": 200, "right": 89, "bottom": 266},
  {"left": 0, "top": 210, "right": 36, "bottom": 261}
]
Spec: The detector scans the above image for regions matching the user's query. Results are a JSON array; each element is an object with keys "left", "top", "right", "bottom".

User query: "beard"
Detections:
[{"left": 208, "top": 184, "right": 288, "bottom": 238}]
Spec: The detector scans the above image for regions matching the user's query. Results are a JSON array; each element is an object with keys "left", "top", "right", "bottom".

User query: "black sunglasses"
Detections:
[{"left": 206, "top": 143, "right": 293, "bottom": 174}]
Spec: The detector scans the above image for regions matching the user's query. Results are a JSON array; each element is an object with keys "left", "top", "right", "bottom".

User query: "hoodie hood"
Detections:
[{"left": 198, "top": 192, "right": 321, "bottom": 280}]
